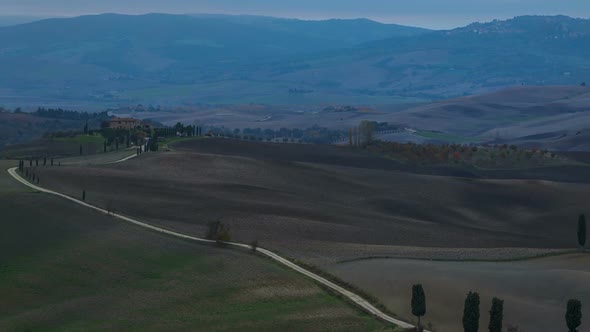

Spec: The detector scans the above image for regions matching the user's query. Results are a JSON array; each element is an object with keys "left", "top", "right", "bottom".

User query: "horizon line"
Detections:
[{"left": 1, "top": 12, "right": 588, "bottom": 31}]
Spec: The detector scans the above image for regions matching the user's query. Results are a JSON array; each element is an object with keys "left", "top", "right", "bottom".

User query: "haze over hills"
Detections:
[
  {"left": 0, "top": 14, "right": 589, "bottom": 107},
  {"left": 293, "top": 15, "right": 590, "bottom": 99},
  {"left": 382, "top": 85, "right": 590, "bottom": 150},
  {"left": 0, "top": 13, "right": 428, "bottom": 107},
  {"left": 0, "top": 15, "right": 54, "bottom": 27}
]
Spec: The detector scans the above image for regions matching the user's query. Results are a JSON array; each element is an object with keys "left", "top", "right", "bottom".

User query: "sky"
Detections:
[{"left": 1, "top": 0, "right": 589, "bottom": 29}]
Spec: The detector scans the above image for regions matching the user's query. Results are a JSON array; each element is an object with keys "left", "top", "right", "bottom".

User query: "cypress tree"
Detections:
[
  {"left": 79, "top": 144, "right": 83, "bottom": 155},
  {"left": 43, "top": 157, "right": 46, "bottom": 166},
  {"left": 51, "top": 158, "right": 54, "bottom": 166},
  {"left": 82, "top": 190, "right": 86, "bottom": 202},
  {"left": 29, "top": 159, "right": 32, "bottom": 166},
  {"left": 566, "top": 299, "right": 582, "bottom": 332},
  {"left": 104, "top": 141, "right": 107, "bottom": 153},
  {"left": 463, "top": 292, "right": 480, "bottom": 332},
  {"left": 578, "top": 214, "right": 587, "bottom": 249},
  {"left": 488, "top": 297, "right": 504, "bottom": 332},
  {"left": 35, "top": 159, "right": 38, "bottom": 166},
  {"left": 411, "top": 284, "right": 426, "bottom": 331}
]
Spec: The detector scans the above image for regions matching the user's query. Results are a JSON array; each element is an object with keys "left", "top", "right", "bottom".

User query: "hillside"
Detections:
[
  {"left": 1, "top": 15, "right": 590, "bottom": 105},
  {"left": 34, "top": 139, "right": 590, "bottom": 264},
  {"left": 380, "top": 86, "right": 590, "bottom": 150},
  {"left": 13, "top": 139, "right": 590, "bottom": 331},
  {"left": 0, "top": 111, "right": 86, "bottom": 147},
  {"left": 0, "top": 159, "right": 389, "bottom": 331},
  {"left": 0, "top": 108, "right": 111, "bottom": 148},
  {"left": 282, "top": 15, "right": 590, "bottom": 100},
  {"left": 0, "top": 13, "right": 427, "bottom": 106}
]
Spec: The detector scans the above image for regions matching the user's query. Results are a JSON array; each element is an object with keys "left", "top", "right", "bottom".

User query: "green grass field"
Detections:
[
  {"left": 414, "top": 130, "right": 475, "bottom": 143},
  {"left": 0, "top": 160, "right": 393, "bottom": 332},
  {"left": 159, "top": 136, "right": 203, "bottom": 151},
  {"left": 0, "top": 139, "right": 103, "bottom": 159},
  {"left": 53, "top": 134, "right": 105, "bottom": 144}
]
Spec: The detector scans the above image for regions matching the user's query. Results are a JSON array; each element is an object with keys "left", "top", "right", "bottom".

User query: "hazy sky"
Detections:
[{"left": 1, "top": 0, "right": 589, "bottom": 29}]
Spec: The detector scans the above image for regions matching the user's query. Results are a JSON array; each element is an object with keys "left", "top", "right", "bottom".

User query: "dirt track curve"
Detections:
[{"left": 7, "top": 155, "right": 424, "bottom": 331}]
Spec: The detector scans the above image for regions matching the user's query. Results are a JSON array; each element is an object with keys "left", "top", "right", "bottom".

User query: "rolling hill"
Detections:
[
  {"left": 1, "top": 14, "right": 590, "bottom": 105},
  {"left": 0, "top": 13, "right": 428, "bottom": 106},
  {"left": 381, "top": 86, "right": 590, "bottom": 150},
  {"left": 0, "top": 160, "right": 388, "bottom": 331},
  {"left": 0, "top": 111, "right": 85, "bottom": 147},
  {"left": 280, "top": 15, "right": 590, "bottom": 100}
]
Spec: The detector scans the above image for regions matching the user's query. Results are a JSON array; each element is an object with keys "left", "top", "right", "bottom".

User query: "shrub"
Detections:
[{"left": 206, "top": 220, "right": 231, "bottom": 243}]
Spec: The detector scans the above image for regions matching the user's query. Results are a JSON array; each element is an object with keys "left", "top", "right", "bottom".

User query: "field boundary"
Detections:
[
  {"left": 6, "top": 165, "right": 422, "bottom": 331},
  {"left": 335, "top": 249, "right": 578, "bottom": 264}
]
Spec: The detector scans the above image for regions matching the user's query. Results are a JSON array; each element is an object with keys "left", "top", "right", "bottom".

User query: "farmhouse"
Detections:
[{"left": 109, "top": 117, "right": 151, "bottom": 130}]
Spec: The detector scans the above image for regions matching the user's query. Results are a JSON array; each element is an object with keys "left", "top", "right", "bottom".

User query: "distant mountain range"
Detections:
[
  {"left": 0, "top": 14, "right": 589, "bottom": 106},
  {"left": 0, "top": 15, "right": 53, "bottom": 27}
]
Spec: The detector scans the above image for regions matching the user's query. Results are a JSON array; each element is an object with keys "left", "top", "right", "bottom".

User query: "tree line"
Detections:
[
  {"left": 34, "top": 107, "right": 110, "bottom": 121},
  {"left": 411, "top": 284, "right": 582, "bottom": 332},
  {"left": 408, "top": 216, "right": 586, "bottom": 332}
]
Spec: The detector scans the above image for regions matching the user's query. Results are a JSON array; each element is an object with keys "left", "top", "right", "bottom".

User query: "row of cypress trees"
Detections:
[
  {"left": 411, "top": 285, "right": 583, "bottom": 332},
  {"left": 17, "top": 158, "right": 59, "bottom": 172},
  {"left": 19, "top": 157, "right": 56, "bottom": 169},
  {"left": 17, "top": 163, "right": 40, "bottom": 184}
]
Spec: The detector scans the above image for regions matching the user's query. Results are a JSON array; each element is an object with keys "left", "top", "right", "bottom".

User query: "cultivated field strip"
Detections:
[{"left": 7, "top": 164, "right": 422, "bottom": 331}]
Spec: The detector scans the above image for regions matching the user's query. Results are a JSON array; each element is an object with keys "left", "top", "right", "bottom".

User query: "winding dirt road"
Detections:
[{"left": 7, "top": 155, "right": 422, "bottom": 331}]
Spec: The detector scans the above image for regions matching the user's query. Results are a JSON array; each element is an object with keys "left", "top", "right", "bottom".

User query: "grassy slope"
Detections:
[
  {"left": 0, "top": 134, "right": 136, "bottom": 160},
  {"left": 0, "top": 112, "right": 85, "bottom": 147},
  {"left": 0, "top": 138, "right": 102, "bottom": 159},
  {"left": 414, "top": 130, "right": 474, "bottom": 143},
  {"left": 53, "top": 134, "right": 104, "bottom": 144},
  {"left": 0, "top": 160, "right": 391, "bottom": 332}
]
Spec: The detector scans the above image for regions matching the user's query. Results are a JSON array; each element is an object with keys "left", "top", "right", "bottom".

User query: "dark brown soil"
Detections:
[
  {"left": 35, "top": 139, "right": 590, "bottom": 261},
  {"left": 175, "top": 139, "right": 590, "bottom": 182}
]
